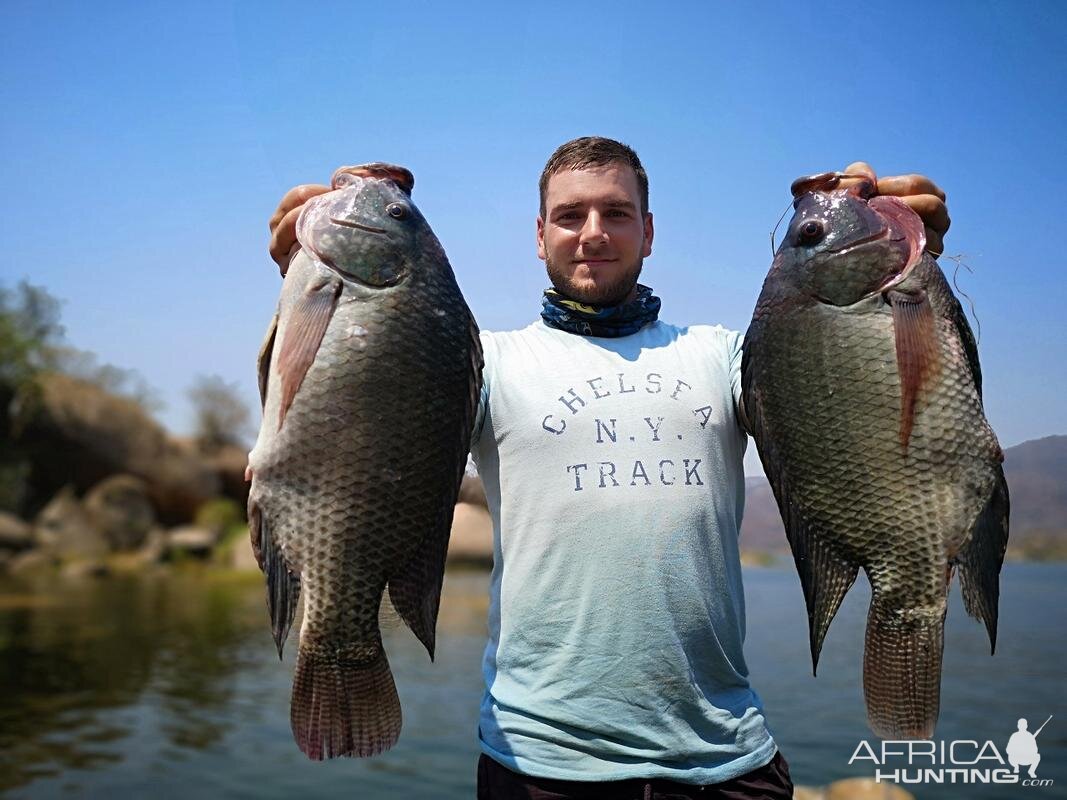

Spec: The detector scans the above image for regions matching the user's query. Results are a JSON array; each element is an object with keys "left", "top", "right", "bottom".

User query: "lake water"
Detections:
[{"left": 1, "top": 562, "right": 1063, "bottom": 799}]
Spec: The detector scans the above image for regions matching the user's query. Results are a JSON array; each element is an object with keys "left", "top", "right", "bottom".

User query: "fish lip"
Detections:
[
  {"left": 823, "top": 226, "right": 891, "bottom": 255},
  {"left": 329, "top": 217, "right": 388, "bottom": 235}
]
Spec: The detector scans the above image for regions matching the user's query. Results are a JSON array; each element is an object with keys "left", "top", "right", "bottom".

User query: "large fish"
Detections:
[
  {"left": 247, "top": 163, "right": 483, "bottom": 759},
  {"left": 740, "top": 173, "right": 1008, "bottom": 739}
]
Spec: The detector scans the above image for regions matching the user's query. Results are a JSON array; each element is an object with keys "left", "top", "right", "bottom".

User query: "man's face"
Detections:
[{"left": 537, "top": 163, "right": 654, "bottom": 305}]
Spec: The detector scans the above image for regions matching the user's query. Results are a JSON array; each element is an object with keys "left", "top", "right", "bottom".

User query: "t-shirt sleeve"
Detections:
[
  {"left": 469, "top": 331, "right": 493, "bottom": 449},
  {"left": 727, "top": 328, "right": 744, "bottom": 412}
]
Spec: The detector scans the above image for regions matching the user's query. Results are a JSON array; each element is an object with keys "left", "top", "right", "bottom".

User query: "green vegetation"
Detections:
[{"left": 0, "top": 282, "right": 63, "bottom": 512}]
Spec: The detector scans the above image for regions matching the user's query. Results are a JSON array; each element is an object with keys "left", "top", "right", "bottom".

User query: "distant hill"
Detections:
[{"left": 740, "top": 435, "right": 1067, "bottom": 559}]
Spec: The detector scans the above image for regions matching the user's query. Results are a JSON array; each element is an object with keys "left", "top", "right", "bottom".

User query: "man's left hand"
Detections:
[{"left": 839, "top": 162, "right": 950, "bottom": 258}]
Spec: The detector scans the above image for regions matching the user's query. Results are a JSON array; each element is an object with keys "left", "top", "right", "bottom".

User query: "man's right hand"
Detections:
[{"left": 268, "top": 183, "right": 331, "bottom": 276}]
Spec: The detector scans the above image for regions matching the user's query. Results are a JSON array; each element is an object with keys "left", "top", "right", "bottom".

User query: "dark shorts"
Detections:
[{"left": 476, "top": 750, "right": 794, "bottom": 800}]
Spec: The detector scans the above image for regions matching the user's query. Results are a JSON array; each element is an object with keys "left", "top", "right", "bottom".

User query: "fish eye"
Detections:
[
  {"left": 797, "top": 219, "right": 825, "bottom": 245},
  {"left": 386, "top": 203, "right": 408, "bottom": 220}
]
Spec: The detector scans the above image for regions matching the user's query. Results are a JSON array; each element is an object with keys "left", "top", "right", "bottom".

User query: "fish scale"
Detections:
[
  {"left": 742, "top": 180, "right": 1007, "bottom": 739},
  {"left": 247, "top": 164, "right": 482, "bottom": 759}
]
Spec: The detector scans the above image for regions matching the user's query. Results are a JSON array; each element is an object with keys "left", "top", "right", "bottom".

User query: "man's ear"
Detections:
[
  {"left": 536, "top": 215, "right": 547, "bottom": 261},
  {"left": 642, "top": 212, "right": 654, "bottom": 258}
]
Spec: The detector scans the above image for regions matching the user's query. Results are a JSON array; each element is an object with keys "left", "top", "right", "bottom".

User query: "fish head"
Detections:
[
  {"left": 296, "top": 163, "right": 425, "bottom": 287},
  {"left": 776, "top": 177, "right": 926, "bottom": 306}
]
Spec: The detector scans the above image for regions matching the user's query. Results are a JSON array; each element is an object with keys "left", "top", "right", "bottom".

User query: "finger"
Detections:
[
  {"left": 876, "top": 174, "right": 946, "bottom": 202},
  {"left": 925, "top": 228, "right": 944, "bottom": 259},
  {"left": 842, "top": 161, "right": 877, "bottom": 182},
  {"left": 268, "top": 183, "right": 331, "bottom": 234},
  {"left": 899, "top": 194, "right": 951, "bottom": 236},
  {"left": 269, "top": 204, "right": 305, "bottom": 269}
]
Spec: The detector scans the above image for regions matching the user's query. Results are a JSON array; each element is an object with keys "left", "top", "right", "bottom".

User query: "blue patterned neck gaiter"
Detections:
[{"left": 540, "top": 284, "right": 662, "bottom": 338}]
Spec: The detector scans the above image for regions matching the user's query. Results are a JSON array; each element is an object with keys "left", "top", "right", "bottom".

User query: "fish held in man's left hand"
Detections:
[{"left": 741, "top": 176, "right": 1007, "bottom": 740}]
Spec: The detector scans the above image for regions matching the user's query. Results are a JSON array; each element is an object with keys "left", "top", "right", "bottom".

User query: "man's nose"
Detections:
[{"left": 579, "top": 211, "right": 608, "bottom": 246}]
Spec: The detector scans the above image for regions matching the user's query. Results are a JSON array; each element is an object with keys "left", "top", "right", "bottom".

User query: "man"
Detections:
[{"left": 268, "top": 138, "right": 949, "bottom": 798}]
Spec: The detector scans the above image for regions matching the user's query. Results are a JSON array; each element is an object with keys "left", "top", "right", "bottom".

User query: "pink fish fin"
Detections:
[
  {"left": 276, "top": 275, "right": 342, "bottom": 430},
  {"left": 870, "top": 195, "right": 927, "bottom": 275},
  {"left": 291, "top": 640, "right": 401, "bottom": 759},
  {"left": 863, "top": 592, "right": 945, "bottom": 739},
  {"left": 256, "top": 312, "right": 278, "bottom": 409},
  {"left": 249, "top": 497, "right": 300, "bottom": 658},
  {"left": 888, "top": 289, "right": 941, "bottom": 451},
  {"left": 954, "top": 468, "right": 1009, "bottom": 654}
]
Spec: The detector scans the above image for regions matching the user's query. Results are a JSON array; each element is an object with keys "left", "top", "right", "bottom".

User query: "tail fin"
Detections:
[
  {"left": 863, "top": 597, "right": 946, "bottom": 739},
  {"left": 290, "top": 641, "right": 401, "bottom": 759}
]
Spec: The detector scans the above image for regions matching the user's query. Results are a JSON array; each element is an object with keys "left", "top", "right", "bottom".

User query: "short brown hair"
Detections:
[{"left": 539, "top": 136, "right": 649, "bottom": 217}]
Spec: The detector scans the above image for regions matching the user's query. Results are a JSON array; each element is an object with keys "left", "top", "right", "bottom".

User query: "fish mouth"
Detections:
[
  {"left": 329, "top": 218, "right": 388, "bottom": 235},
  {"left": 824, "top": 225, "right": 891, "bottom": 255}
]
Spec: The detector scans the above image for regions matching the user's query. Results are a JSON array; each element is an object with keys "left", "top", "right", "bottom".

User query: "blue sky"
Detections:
[{"left": 2, "top": 1, "right": 1064, "bottom": 474}]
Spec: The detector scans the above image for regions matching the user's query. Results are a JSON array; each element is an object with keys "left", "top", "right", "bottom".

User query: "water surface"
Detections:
[{"left": 1, "top": 563, "right": 1063, "bottom": 798}]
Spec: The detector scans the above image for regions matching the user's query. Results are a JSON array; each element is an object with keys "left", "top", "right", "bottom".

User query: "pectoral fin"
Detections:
[
  {"left": 888, "top": 289, "right": 940, "bottom": 451},
  {"left": 257, "top": 313, "right": 278, "bottom": 409},
  {"left": 276, "top": 275, "right": 342, "bottom": 429}
]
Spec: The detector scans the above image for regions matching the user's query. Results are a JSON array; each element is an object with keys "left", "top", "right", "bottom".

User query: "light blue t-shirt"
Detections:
[{"left": 469, "top": 319, "right": 777, "bottom": 783}]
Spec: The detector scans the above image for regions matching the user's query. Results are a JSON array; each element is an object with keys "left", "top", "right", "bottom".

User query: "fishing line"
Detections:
[{"left": 944, "top": 253, "right": 982, "bottom": 344}]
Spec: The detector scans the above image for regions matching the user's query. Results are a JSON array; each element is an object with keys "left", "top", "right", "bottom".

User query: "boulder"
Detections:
[
  {"left": 60, "top": 559, "right": 110, "bottom": 579},
  {"left": 457, "top": 474, "right": 488, "bottom": 507},
  {"left": 83, "top": 474, "right": 155, "bottom": 550},
  {"left": 17, "top": 372, "right": 220, "bottom": 522},
  {"left": 33, "top": 487, "right": 108, "bottom": 558},
  {"left": 0, "top": 511, "right": 33, "bottom": 550},
  {"left": 793, "top": 788, "right": 825, "bottom": 800},
  {"left": 229, "top": 533, "right": 260, "bottom": 572},
  {"left": 447, "top": 502, "right": 493, "bottom": 565},
  {"left": 135, "top": 526, "right": 168, "bottom": 565},
  {"left": 7, "top": 549, "right": 56, "bottom": 574},
  {"left": 826, "top": 778, "right": 914, "bottom": 800},
  {"left": 203, "top": 443, "right": 251, "bottom": 506},
  {"left": 166, "top": 525, "right": 217, "bottom": 558}
]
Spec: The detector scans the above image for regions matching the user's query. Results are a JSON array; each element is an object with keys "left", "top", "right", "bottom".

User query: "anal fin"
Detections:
[
  {"left": 250, "top": 499, "right": 300, "bottom": 658},
  {"left": 388, "top": 531, "right": 450, "bottom": 660},
  {"left": 795, "top": 533, "right": 859, "bottom": 675},
  {"left": 956, "top": 468, "right": 1010, "bottom": 654}
]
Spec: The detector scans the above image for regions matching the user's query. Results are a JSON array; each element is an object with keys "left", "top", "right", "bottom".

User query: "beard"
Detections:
[{"left": 544, "top": 255, "right": 644, "bottom": 306}]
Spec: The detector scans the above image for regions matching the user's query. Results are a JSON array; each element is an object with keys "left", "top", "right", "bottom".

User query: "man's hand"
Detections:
[
  {"left": 839, "top": 162, "right": 950, "bottom": 257},
  {"left": 268, "top": 183, "right": 332, "bottom": 276}
]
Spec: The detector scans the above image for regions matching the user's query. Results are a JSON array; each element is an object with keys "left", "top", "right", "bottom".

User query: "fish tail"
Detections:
[
  {"left": 863, "top": 596, "right": 945, "bottom": 739},
  {"left": 290, "top": 638, "right": 401, "bottom": 759}
]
